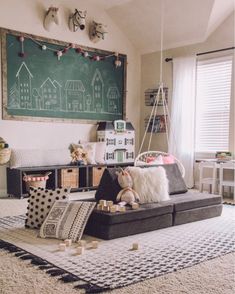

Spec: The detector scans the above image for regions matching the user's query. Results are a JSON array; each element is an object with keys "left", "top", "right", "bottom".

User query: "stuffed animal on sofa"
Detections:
[{"left": 116, "top": 168, "right": 140, "bottom": 207}]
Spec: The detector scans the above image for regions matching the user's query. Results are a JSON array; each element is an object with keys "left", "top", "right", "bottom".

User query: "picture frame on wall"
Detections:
[
  {"left": 145, "top": 115, "right": 167, "bottom": 133},
  {"left": 1, "top": 28, "right": 127, "bottom": 124},
  {"left": 144, "top": 87, "right": 168, "bottom": 106}
]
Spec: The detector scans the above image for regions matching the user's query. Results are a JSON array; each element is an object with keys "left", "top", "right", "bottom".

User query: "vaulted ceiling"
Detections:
[{"left": 97, "top": 0, "right": 234, "bottom": 54}]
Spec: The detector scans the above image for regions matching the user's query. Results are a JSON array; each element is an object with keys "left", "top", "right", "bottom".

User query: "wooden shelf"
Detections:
[{"left": 7, "top": 162, "right": 133, "bottom": 199}]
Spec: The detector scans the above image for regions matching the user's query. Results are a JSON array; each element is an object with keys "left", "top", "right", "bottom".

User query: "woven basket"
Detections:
[
  {"left": 23, "top": 172, "right": 51, "bottom": 191},
  {"left": 0, "top": 148, "right": 11, "bottom": 165}
]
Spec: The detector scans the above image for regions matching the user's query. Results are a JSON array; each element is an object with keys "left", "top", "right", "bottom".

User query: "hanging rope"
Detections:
[{"left": 138, "top": 0, "right": 168, "bottom": 155}]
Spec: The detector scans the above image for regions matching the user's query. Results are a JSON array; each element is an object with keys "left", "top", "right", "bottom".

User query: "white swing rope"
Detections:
[
  {"left": 138, "top": 0, "right": 166, "bottom": 154},
  {"left": 136, "top": 0, "right": 185, "bottom": 177}
]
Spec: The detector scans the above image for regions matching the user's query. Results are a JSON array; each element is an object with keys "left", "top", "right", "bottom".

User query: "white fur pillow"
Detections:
[{"left": 126, "top": 166, "right": 169, "bottom": 203}]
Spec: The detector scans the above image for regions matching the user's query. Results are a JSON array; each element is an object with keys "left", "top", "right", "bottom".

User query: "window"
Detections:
[{"left": 195, "top": 56, "right": 233, "bottom": 154}]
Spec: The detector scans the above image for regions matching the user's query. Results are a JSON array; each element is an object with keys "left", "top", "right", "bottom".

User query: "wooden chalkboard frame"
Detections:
[{"left": 1, "top": 28, "right": 127, "bottom": 124}]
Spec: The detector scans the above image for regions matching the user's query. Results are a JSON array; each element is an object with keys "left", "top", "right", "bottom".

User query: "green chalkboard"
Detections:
[{"left": 1, "top": 28, "right": 126, "bottom": 123}]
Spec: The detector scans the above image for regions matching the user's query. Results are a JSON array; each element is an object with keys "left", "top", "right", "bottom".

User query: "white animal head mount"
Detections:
[
  {"left": 89, "top": 21, "right": 108, "bottom": 43},
  {"left": 44, "top": 7, "right": 59, "bottom": 31},
  {"left": 69, "top": 9, "right": 87, "bottom": 32}
]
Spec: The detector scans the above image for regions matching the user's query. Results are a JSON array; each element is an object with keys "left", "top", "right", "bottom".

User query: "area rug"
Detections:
[{"left": 0, "top": 206, "right": 234, "bottom": 293}]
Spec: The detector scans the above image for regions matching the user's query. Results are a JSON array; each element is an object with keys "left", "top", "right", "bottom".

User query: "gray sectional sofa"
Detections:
[{"left": 84, "top": 164, "right": 222, "bottom": 240}]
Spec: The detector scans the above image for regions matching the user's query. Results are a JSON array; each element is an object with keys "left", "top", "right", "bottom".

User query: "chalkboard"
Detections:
[{"left": 1, "top": 28, "right": 127, "bottom": 123}]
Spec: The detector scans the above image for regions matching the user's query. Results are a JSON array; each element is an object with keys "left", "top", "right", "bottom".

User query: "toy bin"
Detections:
[{"left": 23, "top": 172, "right": 51, "bottom": 191}]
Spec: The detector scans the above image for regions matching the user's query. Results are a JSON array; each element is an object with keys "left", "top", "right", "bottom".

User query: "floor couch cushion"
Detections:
[
  {"left": 85, "top": 202, "right": 173, "bottom": 239},
  {"left": 88, "top": 202, "right": 173, "bottom": 225},
  {"left": 85, "top": 213, "right": 173, "bottom": 240},
  {"left": 174, "top": 204, "right": 223, "bottom": 225},
  {"left": 169, "top": 192, "right": 222, "bottom": 212}
]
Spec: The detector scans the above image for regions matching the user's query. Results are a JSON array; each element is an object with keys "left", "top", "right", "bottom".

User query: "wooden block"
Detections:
[
  {"left": 107, "top": 201, "right": 113, "bottom": 207},
  {"left": 59, "top": 243, "right": 66, "bottom": 251},
  {"left": 77, "top": 240, "right": 87, "bottom": 247},
  {"left": 132, "top": 243, "right": 139, "bottom": 250},
  {"left": 119, "top": 206, "right": 126, "bottom": 212},
  {"left": 97, "top": 204, "right": 102, "bottom": 210},
  {"left": 103, "top": 205, "right": 110, "bottom": 212},
  {"left": 76, "top": 246, "right": 85, "bottom": 255},
  {"left": 99, "top": 200, "right": 107, "bottom": 206},
  {"left": 109, "top": 205, "right": 116, "bottom": 213},
  {"left": 132, "top": 203, "right": 139, "bottom": 210},
  {"left": 91, "top": 240, "right": 99, "bottom": 249},
  {"left": 64, "top": 239, "right": 72, "bottom": 247}
]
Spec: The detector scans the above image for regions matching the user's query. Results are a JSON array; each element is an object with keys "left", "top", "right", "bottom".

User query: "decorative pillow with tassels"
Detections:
[{"left": 40, "top": 200, "right": 96, "bottom": 242}]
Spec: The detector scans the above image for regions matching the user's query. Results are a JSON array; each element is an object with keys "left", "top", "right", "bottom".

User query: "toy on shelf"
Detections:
[
  {"left": 97, "top": 120, "right": 135, "bottom": 164},
  {"left": 0, "top": 137, "right": 11, "bottom": 165},
  {"left": 116, "top": 168, "right": 140, "bottom": 208},
  {"left": 69, "top": 143, "right": 88, "bottom": 165}
]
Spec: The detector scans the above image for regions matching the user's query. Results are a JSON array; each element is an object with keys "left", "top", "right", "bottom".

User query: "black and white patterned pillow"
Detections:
[
  {"left": 25, "top": 187, "right": 71, "bottom": 229},
  {"left": 39, "top": 200, "right": 96, "bottom": 242}
]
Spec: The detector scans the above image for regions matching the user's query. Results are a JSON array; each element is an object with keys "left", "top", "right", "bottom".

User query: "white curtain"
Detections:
[{"left": 169, "top": 56, "right": 196, "bottom": 188}]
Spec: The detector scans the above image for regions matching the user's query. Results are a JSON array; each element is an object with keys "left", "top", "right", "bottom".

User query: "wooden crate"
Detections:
[
  {"left": 60, "top": 168, "right": 79, "bottom": 189},
  {"left": 92, "top": 166, "right": 106, "bottom": 187}
]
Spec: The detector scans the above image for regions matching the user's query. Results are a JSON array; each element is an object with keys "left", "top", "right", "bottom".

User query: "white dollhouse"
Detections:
[{"left": 97, "top": 120, "right": 135, "bottom": 164}]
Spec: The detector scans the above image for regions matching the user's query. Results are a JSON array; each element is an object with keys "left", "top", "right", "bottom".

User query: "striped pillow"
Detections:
[{"left": 39, "top": 200, "right": 96, "bottom": 242}]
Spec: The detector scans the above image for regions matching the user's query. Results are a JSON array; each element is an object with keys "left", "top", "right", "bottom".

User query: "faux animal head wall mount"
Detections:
[
  {"left": 44, "top": 7, "right": 59, "bottom": 31},
  {"left": 69, "top": 9, "right": 87, "bottom": 32},
  {"left": 89, "top": 21, "right": 108, "bottom": 43}
]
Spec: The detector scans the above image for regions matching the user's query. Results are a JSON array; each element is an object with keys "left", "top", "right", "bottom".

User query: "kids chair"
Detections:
[
  {"left": 199, "top": 161, "right": 218, "bottom": 194},
  {"left": 219, "top": 161, "right": 235, "bottom": 197}
]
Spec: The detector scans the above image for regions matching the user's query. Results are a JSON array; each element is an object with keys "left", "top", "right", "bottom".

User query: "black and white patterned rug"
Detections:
[{"left": 0, "top": 206, "right": 234, "bottom": 293}]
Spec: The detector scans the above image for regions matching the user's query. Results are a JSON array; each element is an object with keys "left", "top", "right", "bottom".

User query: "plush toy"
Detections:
[
  {"left": 69, "top": 143, "right": 88, "bottom": 165},
  {"left": 116, "top": 168, "right": 140, "bottom": 207}
]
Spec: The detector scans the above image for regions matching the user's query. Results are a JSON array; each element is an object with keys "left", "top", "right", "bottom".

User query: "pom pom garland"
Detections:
[{"left": 16, "top": 33, "right": 122, "bottom": 68}]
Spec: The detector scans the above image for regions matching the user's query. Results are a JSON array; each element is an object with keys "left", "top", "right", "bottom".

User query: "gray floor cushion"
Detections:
[
  {"left": 88, "top": 202, "right": 173, "bottom": 225},
  {"left": 169, "top": 192, "right": 222, "bottom": 212}
]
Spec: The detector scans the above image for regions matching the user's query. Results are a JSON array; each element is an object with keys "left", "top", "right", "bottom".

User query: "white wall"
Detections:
[
  {"left": 141, "top": 12, "right": 234, "bottom": 153},
  {"left": 0, "top": 0, "right": 141, "bottom": 196},
  {"left": 141, "top": 12, "right": 234, "bottom": 189}
]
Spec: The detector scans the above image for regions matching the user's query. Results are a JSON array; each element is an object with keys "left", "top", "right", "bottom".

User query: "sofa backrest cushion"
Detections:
[
  {"left": 95, "top": 168, "right": 122, "bottom": 203},
  {"left": 95, "top": 163, "right": 187, "bottom": 203},
  {"left": 160, "top": 163, "right": 188, "bottom": 195}
]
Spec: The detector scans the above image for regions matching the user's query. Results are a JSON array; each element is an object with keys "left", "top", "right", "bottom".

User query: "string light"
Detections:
[{"left": 17, "top": 34, "right": 122, "bottom": 67}]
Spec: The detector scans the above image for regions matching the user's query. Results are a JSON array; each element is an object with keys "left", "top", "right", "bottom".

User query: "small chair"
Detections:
[
  {"left": 199, "top": 161, "right": 218, "bottom": 194},
  {"left": 219, "top": 161, "right": 235, "bottom": 197}
]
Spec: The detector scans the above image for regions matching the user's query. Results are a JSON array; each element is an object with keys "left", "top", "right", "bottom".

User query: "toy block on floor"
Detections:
[
  {"left": 76, "top": 246, "right": 85, "bottom": 255},
  {"left": 77, "top": 240, "right": 87, "bottom": 247},
  {"left": 132, "top": 243, "right": 139, "bottom": 250},
  {"left": 59, "top": 243, "right": 66, "bottom": 251},
  {"left": 91, "top": 240, "right": 99, "bottom": 249},
  {"left": 64, "top": 239, "right": 72, "bottom": 247}
]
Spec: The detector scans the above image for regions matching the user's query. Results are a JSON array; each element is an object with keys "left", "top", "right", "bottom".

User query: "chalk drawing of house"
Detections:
[
  {"left": 32, "top": 88, "right": 43, "bottom": 110},
  {"left": 40, "top": 78, "right": 62, "bottom": 110},
  {"left": 65, "top": 80, "right": 85, "bottom": 112},
  {"left": 91, "top": 69, "right": 104, "bottom": 113},
  {"left": 107, "top": 86, "right": 120, "bottom": 113},
  {"left": 16, "top": 62, "right": 33, "bottom": 109},
  {"left": 8, "top": 83, "right": 20, "bottom": 108}
]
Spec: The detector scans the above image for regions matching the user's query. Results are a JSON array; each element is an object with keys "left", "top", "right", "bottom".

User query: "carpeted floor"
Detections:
[
  {"left": 0, "top": 250, "right": 234, "bottom": 294},
  {"left": 0, "top": 195, "right": 234, "bottom": 294}
]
